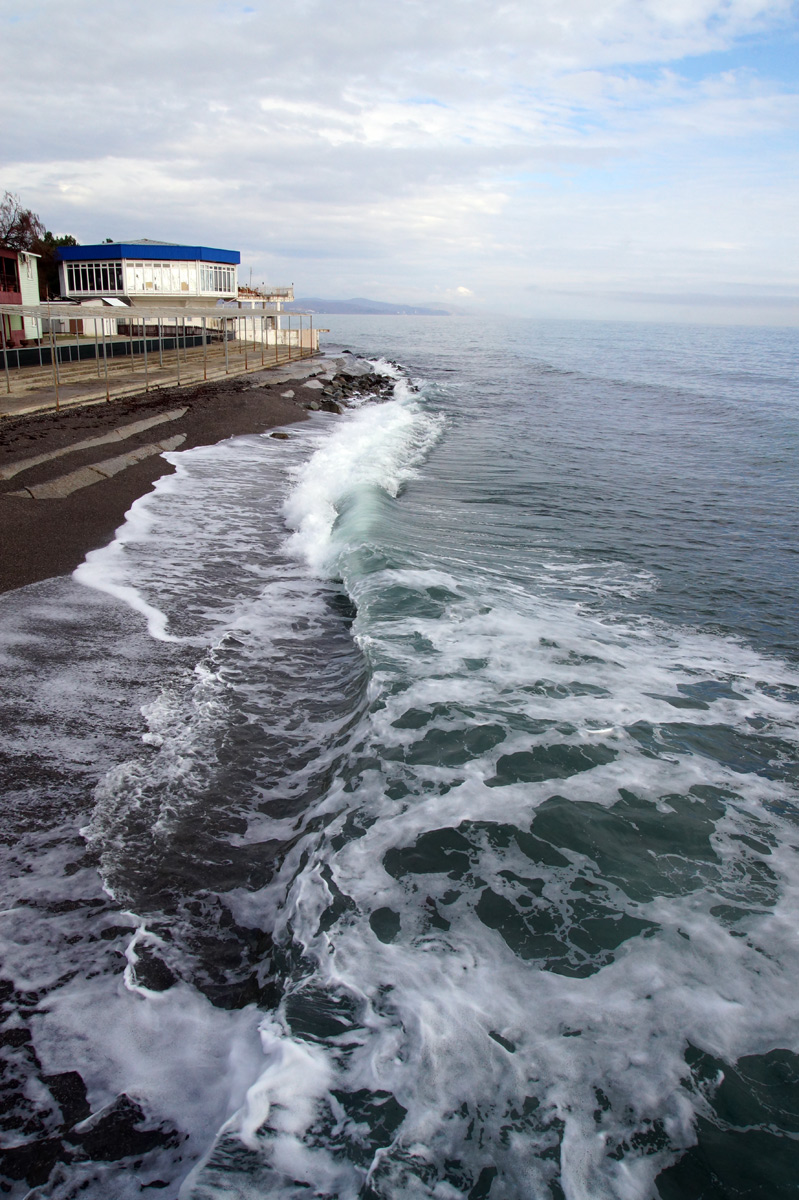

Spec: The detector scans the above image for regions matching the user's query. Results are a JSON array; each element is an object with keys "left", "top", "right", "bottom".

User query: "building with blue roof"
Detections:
[{"left": 55, "top": 239, "right": 241, "bottom": 305}]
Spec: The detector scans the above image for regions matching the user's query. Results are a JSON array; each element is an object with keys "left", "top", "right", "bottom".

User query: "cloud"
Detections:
[{"left": 0, "top": 0, "right": 797, "bottom": 319}]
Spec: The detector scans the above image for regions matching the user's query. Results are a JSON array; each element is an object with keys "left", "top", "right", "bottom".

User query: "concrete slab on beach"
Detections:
[
  {"left": 11, "top": 435, "right": 187, "bottom": 499},
  {"left": 0, "top": 409, "right": 186, "bottom": 481}
]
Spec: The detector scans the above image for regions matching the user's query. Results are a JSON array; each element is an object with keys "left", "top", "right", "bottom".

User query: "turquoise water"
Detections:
[{"left": 0, "top": 316, "right": 798, "bottom": 1198}]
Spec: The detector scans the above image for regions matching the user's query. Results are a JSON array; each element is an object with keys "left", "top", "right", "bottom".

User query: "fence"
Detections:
[{"left": 0, "top": 302, "right": 318, "bottom": 413}]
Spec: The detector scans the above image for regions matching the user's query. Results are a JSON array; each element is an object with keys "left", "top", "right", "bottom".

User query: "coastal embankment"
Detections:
[{"left": 0, "top": 356, "right": 393, "bottom": 593}]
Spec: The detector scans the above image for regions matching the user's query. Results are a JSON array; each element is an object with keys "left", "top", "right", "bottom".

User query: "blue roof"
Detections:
[{"left": 56, "top": 242, "right": 240, "bottom": 265}]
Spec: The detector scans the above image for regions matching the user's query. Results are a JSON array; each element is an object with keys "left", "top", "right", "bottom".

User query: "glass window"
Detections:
[
  {"left": 62, "top": 261, "right": 128, "bottom": 293},
  {"left": 199, "top": 263, "right": 234, "bottom": 292}
]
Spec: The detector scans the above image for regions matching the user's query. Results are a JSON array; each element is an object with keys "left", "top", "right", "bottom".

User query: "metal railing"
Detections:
[{"left": 0, "top": 302, "right": 318, "bottom": 413}]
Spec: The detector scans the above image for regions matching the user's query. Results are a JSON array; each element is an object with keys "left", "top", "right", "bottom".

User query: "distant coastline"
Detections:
[{"left": 284, "top": 296, "right": 451, "bottom": 316}]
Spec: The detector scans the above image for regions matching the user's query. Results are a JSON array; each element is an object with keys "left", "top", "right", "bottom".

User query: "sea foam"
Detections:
[{"left": 282, "top": 377, "right": 444, "bottom": 578}]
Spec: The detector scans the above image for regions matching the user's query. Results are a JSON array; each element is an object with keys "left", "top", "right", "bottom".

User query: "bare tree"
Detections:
[
  {"left": 0, "top": 193, "right": 80, "bottom": 296},
  {"left": 0, "top": 191, "right": 46, "bottom": 251}
]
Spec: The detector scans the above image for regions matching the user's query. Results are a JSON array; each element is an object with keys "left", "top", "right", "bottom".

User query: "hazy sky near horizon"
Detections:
[{"left": 2, "top": 0, "right": 798, "bottom": 323}]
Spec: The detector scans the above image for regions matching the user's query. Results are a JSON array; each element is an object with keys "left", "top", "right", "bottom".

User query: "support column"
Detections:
[
  {"left": 101, "top": 320, "right": 110, "bottom": 402},
  {"left": 1, "top": 316, "right": 10, "bottom": 395},
  {"left": 49, "top": 321, "right": 60, "bottom": 412}
]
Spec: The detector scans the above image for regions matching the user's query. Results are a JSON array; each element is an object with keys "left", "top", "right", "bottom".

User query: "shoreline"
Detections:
[{"left": 0, "top": 366, "right": 321, "bottom": 595}]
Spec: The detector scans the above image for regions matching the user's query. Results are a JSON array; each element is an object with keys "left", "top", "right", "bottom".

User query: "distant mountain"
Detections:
[{"left": 284, "top": 296, "right": 450, "bottom": 316}]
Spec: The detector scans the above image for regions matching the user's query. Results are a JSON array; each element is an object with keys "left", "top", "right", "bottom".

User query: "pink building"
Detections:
[{"left": 0, "top": 246, "right": 40, "bottom": 347}]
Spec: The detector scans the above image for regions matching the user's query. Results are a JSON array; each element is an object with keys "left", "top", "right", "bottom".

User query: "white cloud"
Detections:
[{"left": 0, "top": 0, "right": 797, "bottom": 320}]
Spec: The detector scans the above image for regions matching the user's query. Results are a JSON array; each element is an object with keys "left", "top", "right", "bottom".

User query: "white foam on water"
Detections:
[
  {"left": 194, "top": 558, "right": 799, "bottom": 1198},
  {"left": 73, "top": 434, "right": 316, "bottom": 644},
  {"left": 68, "top": 418, "right": 372, "bottom": 888},
  {"left": 0, "top": 415, "right": 380, "bottom": 1194},
  {"left": 282, "top": 381, "right": 444, "bottom": 577},
  {"left": 178, "top": 1019, "right": 346, "bottom": 1198},
  {"left": 30, "top": 966, "right": 267, "bottom": 1170},
  {"left": 0, "top": 845, "right": 267, "bottom": 1198},
  {"left": 82, "top": 657, "right": 230, "bottom": 865},
  {"left": 74, "top": 466, "right": 185, "bottom": 642},
  {"left": 9, "top": 359, "right": 799, "bottom": 1197}
]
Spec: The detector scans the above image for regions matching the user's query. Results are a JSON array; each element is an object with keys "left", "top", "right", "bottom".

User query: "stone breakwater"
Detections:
[{"left": 302, "top": 370, "right": 399, "bottom": 414}]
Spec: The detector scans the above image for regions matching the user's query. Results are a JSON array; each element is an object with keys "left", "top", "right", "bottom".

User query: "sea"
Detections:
[{"left": 1, "top": 315, "right": 798, "bottom": 1200}]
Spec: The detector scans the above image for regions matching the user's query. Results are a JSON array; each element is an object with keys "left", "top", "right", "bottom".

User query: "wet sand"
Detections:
[{"left": 0, "top": 372, "right": 312, "bottom": 594}]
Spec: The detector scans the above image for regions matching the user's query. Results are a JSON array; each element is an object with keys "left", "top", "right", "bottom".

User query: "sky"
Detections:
[{"left": 2, "top": 0, "right": 798, "bottom": 323}]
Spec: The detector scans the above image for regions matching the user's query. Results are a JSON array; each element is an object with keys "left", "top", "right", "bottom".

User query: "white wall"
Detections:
[{"left": 18, "top": 252, "right": 41, "bottom": 340}]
